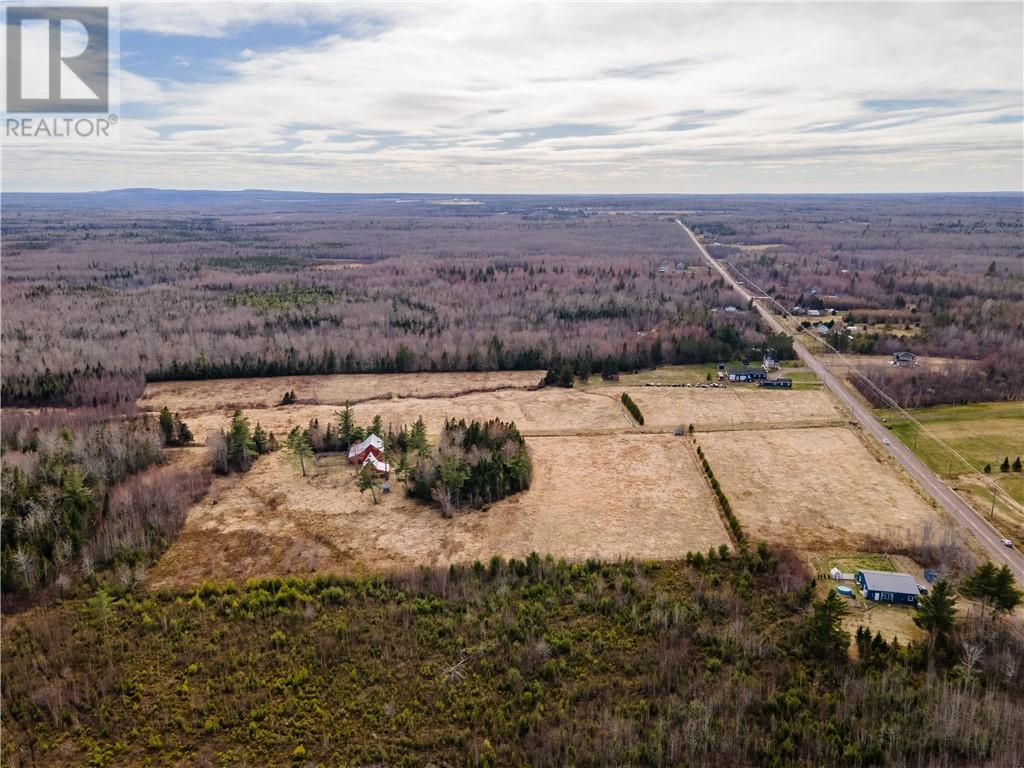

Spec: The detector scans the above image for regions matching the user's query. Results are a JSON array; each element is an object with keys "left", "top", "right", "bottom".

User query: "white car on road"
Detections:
[
  {"left": 882, "top": 438, "right": 891, "bottom": 446},
  {"left": 1002, "top": 538, "right": 1013, "bottom": 548}
]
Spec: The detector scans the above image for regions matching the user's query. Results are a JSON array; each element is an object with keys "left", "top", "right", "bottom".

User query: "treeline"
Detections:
[
  {"left": 147, "top": 329, "right": 794, "bottom": 386},
  {"left": 408, "top": 418, "right": 532, "bottom": 516},
  {"left": 541, "top": 330, "right": 796, "bottom": 388},
  {"left": 0, "top": 366, "right": 145, "bottom": 408},
  {"left": 3, "top": 551, "right": 1022, "bottom": 766},
  {"left": 850, "top": 355, "right": 1024, "bottom": 408}
]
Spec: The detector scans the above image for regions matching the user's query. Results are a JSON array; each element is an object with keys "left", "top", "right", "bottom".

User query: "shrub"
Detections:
[{"left": 621, "top": 392, "right": 644, "bottom": 424}]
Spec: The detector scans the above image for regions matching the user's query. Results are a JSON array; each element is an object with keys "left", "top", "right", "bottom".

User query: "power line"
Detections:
[{"left": 708, "top": 243, "right": 1018, "bottom": 512}]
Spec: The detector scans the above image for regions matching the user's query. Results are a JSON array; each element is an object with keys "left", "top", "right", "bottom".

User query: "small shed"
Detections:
[
  {"left": 829, "top": 567, "right": 842, "bottom": 580},
  {"left": 855, "top": 569, "right": 919, "bottom": 605}
]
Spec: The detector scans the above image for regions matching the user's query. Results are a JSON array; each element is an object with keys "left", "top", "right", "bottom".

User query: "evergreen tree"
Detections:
[
  {"left": 226, "top": 410, "right": 256, "bottom": 472},
  {"left": 174, "top": 415, "right": 193, "bottom": 445},
  {"left": 371, "top": 414, "right": 384, "bottom": 438},
  {"left": 1013, "top": 456, "right": 1022, "bottom": 473},
  {"left": 913, "top": 580, "right": 957, "bottom": 655},
  {"left": 1000, "top": 456, "right": 1010, "bottom": 473},
  {"left": 253, "top": 422, "right": 269, "bottom": 454},
  {"left": 286, "top": 426, "right": 313, "bottom": 477},
  {"left": 358, "top": 464, "right": 378, "bottom": 504},
  {"left": 961, "top": 563, "right": 1023, "bottom": 617},
  {"left": 158, "top": 407, "right": 175, "bottom": 445},
  {"left": 395, "top": 451, "right": 411, "bottom": 486},
  {"left": 336, "top": 404, "right": 355, "bottom": 449},
  {"left": 409, "top": 416, "right": 430, "bottom": 458},
  {"left": 805, "top": 590, "right": 850, "bottom": 659}
]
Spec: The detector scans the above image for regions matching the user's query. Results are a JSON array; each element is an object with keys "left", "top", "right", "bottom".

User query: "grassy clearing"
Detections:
[
  {"left": 878, "top": 401, "right": 1024, "bottom": 498},
  {"left": 784, "top": 371, "right": 823, "bottom": 390},
  {"left": 825, "top": 553, "right": 895, "bottom": 575}
]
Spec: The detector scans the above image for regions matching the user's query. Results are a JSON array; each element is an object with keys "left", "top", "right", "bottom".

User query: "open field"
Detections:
[
  {"left": 876, "top": 401, "right": 1024, "bottom": 542},
  {"left": 619, "top": 385, "right": 845, "bottom": 431},
  {"left": 136, "top": 370, "right": 954, "bottom": 586},
  {"left": 168, "top": 386, "right": 635, "bottom": 445},
  {"left": 140, "top": 370, "right": 544, "bottom": 415},
  {"left": 144, "top": 376, "right": 847, "bottom": 446},
  {"left": 149, "top": 434, "right": 727, "bottom": 587},
  {"left": 698, "top": 426, "right": 943, "bottom": 551},
  {"left": 878, "top": 401, "right": 1024, "bottom": 488}
]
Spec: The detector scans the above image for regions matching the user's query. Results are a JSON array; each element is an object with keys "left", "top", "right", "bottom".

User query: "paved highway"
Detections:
[{"left": 677, "top": 220, "right": 1024, "bottom": 583}]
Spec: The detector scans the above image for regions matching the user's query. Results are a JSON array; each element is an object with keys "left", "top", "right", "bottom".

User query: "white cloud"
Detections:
[{"left": 4, "top": 2, "right": 1022, "bottom": 192}]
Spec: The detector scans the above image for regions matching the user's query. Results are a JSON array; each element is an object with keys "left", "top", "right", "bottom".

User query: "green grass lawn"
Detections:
[{"left": 877, "top": 401, "right": 1024, "bottom": 502}]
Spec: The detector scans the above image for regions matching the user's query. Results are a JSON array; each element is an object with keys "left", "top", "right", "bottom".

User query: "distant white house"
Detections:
[{"left": 892, "top": 351, "right": 918, "bottom": 368}]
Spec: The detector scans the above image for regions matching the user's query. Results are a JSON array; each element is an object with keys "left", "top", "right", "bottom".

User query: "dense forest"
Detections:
[
  {"left": 1, "top": 202, "right": 762, "bottom": 405},
  {"left": 7, "top": 193, "right": 1014, "bottom": 406},
  {"left": 2, "top": 550, "right": 1022, "bottom": 766}
]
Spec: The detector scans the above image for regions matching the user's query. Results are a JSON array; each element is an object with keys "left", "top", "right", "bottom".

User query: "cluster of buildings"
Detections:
[
  {"left": 719, "top": 354, "right": 792, "bottom": 388},
  {"left": 347, "top": 434, "right": 390, "bottom": 477}
]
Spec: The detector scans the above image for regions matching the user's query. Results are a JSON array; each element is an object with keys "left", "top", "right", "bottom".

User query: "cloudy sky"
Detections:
[{"left": 3, "top": 1, "right": 1022, "bottom": 193}]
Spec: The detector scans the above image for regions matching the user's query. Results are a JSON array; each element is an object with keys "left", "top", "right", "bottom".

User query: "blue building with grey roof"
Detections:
[{"left": 856, "top": 570, "right": 920, "bottom": 605}]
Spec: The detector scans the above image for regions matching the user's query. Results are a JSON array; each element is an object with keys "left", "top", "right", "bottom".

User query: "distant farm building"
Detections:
[
  {"left": 727, "top": 367, "right": 767, "bottom": 382},
  {"left": 759, "top": 378, "right": 793, "bottom": 389},
  {"left": 361, "top": 454, "right": 390, "bottom": 478},
  {"left": 855, "top": 570, "right": 920, "bottom": 605},
  {"left": 892, "top": 351, "right": 918, "bottom": 368},
  {"left": 348, "top": 434, "right": 384, "bottom": 464},
  {"left": 762, "top": 354, "right": 779, "bottom": 371}
]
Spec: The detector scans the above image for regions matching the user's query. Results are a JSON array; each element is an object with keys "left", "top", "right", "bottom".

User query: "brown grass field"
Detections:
[
  {"left": 140, "top": 371, "right": 947, "bottom": 586},
  {"left": 697, "top": 426, "right": 942, "bottom": 550},
  {"left": 148, "top": 434, "right": 727, "bottom": 587},
  {"left": 140, "top": 370, "right": 544, "bottom": 415},
  {"left": 619, "top": 385, "right": 845, "bottom": 431}
]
